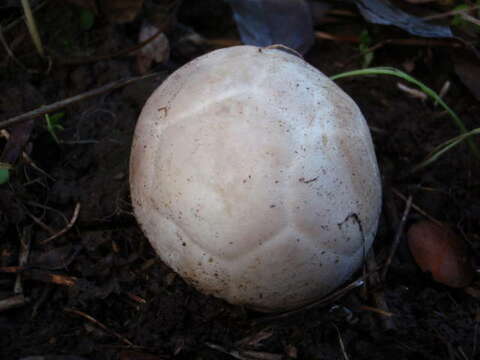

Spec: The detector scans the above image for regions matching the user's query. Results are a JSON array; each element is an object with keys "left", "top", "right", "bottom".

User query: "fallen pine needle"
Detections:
[
  {"left": 65, "top": 308, "right": 134, "bottom": 346},
  {"left": 0, "top": 295, "right": 28, "bottom": 312},
  {"left": 41, "top": 202, "right": 80, "bottom": 244}
]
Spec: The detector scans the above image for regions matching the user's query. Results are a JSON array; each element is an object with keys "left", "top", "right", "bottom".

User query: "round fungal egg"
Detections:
[{"left": 130, "top": 45, "right": 382, "bottom": 312}]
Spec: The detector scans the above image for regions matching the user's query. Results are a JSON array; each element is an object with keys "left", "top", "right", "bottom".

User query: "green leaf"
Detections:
[
  {"left": 49, "top": 112, "right": 65, "bottom": 123},
  {"left": 411, "top": 128, "right": 480, "bottom": 172},
  {"left": 79, "top": 8, "right": 95, "bottom": 30},
  {"left": 358, "top": 30, "right": 374, "bottom": 68},
  {"left": 0, "top": 163, "right": 11, "bottom": 185},
  {"left": 451, "top": 4, "right": 469, "bottom": 27},
  {"left": 45, "top": 113, "right": 65, "bottom": 144}
]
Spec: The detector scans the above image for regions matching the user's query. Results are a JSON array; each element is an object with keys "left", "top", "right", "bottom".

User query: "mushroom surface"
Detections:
[{"left": 130, "top": 45, "right": 382, "bottom": 312}]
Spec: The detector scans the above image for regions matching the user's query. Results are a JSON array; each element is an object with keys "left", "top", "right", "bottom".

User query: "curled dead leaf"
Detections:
[
  {"left": 407, "top": 220, "right": 474, "bottom": 288},
  {"left": 137, "top": 22, "right": 170, "bottom": 74}
]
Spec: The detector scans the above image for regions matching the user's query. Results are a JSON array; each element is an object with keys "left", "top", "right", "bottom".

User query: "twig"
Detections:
[
  {"left": 3, "top": 0, "right": 48, "bottom": 33},
  {"left": 64, "top": 308, "right": 134, "bottom": 346},
  {"left": 392, "top": 188, "right": 442, "bottom": 226},
  {"left": 315, "top": 31, "right": 360, "bottom": 43},
  {"left": 26, "top": 201, "right": 69, "bottom": 224},
  {"left": 40, "top": 202, "right": 80, "bottom": 244},
  {"left": 0, "top": 266, "right": 78, "bottom": 286},
  {"left": 381, "top": 195, "right": 413, "bottom": 281},
  {"left": 21, "top": 0, "right": 44, "bottom": 56},
  {"left": 14, "top": 226, "right": 31, "bottom": 295},
  {"left": 397, "top": 83, "right": 428, "bottom": 100},
  {"left": 358, "top": 304, "right": 395, "bottom": 317},
  {"left": 460, "top": 13, "right": 480, "bottom": 27},
  {"left": 435, "top": 80, "right": 451, "bottom": 108},
  {"left": 205, "top": 342, "right": 283, "bottom": 360},
  {"left": 0, "top": 72, "right": 164, "bottom": 130},
  {"left": 0, "top": 25, "right": 29, "bottom": 71},
  {"left": 24, "top": 209, "right": 56, "bottom": 235},
  {"left": 0, "top": 295, "right": 28, "bottom": 312},
  {"left": 126, "top": 292, "right": 147, "bottom": 304},
  {"left": 423, "top": 5, "right": 480, "bottom": 21},
  {"left": 333, "top": 325, "right": 350, "bottom": 360},
  {"left": 29, "top": 271, "right": 78, "bottom": 286},
  {"left": 264, "top": 44, "right": 303, "bottom": 58}
]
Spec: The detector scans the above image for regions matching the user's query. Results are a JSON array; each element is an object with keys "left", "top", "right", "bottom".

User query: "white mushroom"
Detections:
[{"left": 130, "top": 45, "right": 382, "bottom": 312}]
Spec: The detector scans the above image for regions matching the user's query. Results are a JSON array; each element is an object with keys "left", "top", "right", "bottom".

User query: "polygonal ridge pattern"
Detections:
[
  {"left": 148, "top": 94, "right": 298, "bottom": 261},
  {"left": 285, "top": 125, "right": 378, "bottom": 258},
  {"left": 146, "top": 212, "right": 234, "bottom": 298},
  {"left": 152, "top": 87, "right": 253, "bottom": 135},
  {"left": 227, "top": 226, "right": 340, "bottom": 310}
]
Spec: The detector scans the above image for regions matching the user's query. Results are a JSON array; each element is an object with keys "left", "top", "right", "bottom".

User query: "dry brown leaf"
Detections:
[{"left": 407, "top": 220, "right": 474, "bottom": 288}]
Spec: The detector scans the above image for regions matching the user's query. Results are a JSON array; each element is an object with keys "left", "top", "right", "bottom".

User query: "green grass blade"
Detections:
[
  {"left": 0, "top": 162, "right": 12, "bottom": 185},
  {"left": 412, "top": 128, "right": 480, "bottom": 172},
  {"left": 331, "top": 67, "right": 480, "bottom": 160}
]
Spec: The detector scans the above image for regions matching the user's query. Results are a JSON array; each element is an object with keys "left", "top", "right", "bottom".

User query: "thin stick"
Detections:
[
  {"left": 334, "top": 325, "right": 350, "bottom": 360},
  {"left": 0, "top": 295, "right": 28, "bottom": 312},
  {"left": 26, "top": 201, "right": 68, "bottom": 224},
  {"left": 3, "top": 1, "right": 48, "bottom": 33},
  {"left": 392, "top": 188, "right": 442, "bottom": 226},
  {"left": 0, "top": 25, "right": 29, "bottom": 71},
  {"left": 0, "top": 266, "right": 78, "bottom": 286},
  {"left": 126, "top": 292, "right": 147, "bottom": 304},
  {"left": 205, "top": 342, "right": 283, "bottom": 360},
  {"left": 65, "top": 308, "right": 134, "bottom": 346},
  {"left": 40, "top": 202, "right": 80, "bottom": 244},
  {"left": 381, "top": 195, "right": 413, "bottom": 281},
  {"left": 24, "top": 209, "right": 56, "bottom": 235},
  {"left": 358, "top": 304, "right": 395, "bottom": 317},
  {"left": 397, "top": 83, "right": 427, "bottom": 100},
  {"left": 0, "top": 72, "right": 164, "bottom": 130},
  {"left": 461, "top": 13, "right": 480, "bottom": 26},
  {"left": 21, "top": 0, "right": 44, "bottom": 56},
  {"left": 14, "top": 226, "right": 31, "bottom": 295},
  {"left": 423, "top": 5, "right": 480, "bottom": 20},
  {"left": 29, "top": 271, "right": 78, "bottom": 287}
]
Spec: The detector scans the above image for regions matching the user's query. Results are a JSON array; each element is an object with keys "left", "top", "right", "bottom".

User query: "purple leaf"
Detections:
[
  {"left": 354, "top": 0, "right": 453, "bottom": 38},
  {"left": 226, "top": 0, "right": 314, "bottom": 54}
]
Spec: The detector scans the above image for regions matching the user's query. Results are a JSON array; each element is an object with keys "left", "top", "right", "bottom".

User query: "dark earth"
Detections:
[{"left": 1, "top": 1, "right": 480, "bottom": 359}]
